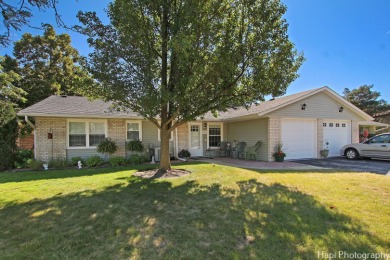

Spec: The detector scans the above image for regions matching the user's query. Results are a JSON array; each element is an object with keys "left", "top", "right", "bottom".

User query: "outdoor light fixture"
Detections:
[
  {"left": 339, "top": 106, "right": 344, "bottom": 113},
  {"left": 301, "top": 103, "right": 307, "bottom": 110}
]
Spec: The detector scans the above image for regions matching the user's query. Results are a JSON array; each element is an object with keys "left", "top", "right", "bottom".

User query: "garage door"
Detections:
[
  {"left": 323, "top": 120, "right": 351, "bottom": 156},
  {"left": 281, "top": 119, "right": 317, "bottom": 160}
]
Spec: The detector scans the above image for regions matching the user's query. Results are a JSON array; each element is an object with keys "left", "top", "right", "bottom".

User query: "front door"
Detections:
[{"left": 189, "top": 123, "right": 203, "bottom": 156}]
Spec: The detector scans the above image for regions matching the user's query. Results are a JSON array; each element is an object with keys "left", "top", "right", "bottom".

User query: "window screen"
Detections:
[
  {"left": 69, "top": 122, "right": 86, "bottom": 147},
  {"left": 209, "top": 125, "right": 221, "bottom": 147},
  {"left": 127, "top": 123, "right": 140, "bottom": 140},
  {"left": 89, "top": 122, "right": 105, "bottom": 146}
]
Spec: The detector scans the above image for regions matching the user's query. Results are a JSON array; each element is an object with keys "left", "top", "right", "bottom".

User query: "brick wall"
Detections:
[
  {"left": 317, "top": 119, "right": 324, "bottom": 158},
  {"left": 16, "top": 133, "right": 34, "bottom": 150},
  {"left": 35, "top": 117, "right": 67, "bottom": 161},
  {"left": 267, "top": 117, "right": 281, "bottom": 161},
  {"left": 177, "top": 123, "right": 189, "bottom": 153},
  {"left": 108, "top": 119, "right": 126, "bottom": 157},
  {"left": 351, "top": 120, "right": 359, "bottom": 143}
]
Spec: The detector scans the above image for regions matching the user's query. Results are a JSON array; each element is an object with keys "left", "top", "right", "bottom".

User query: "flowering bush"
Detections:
[{"left": 273, "top": 142, "right": 286, "bottom": 158}]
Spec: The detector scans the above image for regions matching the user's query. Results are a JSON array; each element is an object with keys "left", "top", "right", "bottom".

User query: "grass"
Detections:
[{"left": 0, "top": 162, "right": 389, "bottom": 259}]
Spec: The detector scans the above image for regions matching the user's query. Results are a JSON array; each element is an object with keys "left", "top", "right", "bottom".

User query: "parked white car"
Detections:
[{"left": 340, "top": 133, "right": 390, "bottom": 160}]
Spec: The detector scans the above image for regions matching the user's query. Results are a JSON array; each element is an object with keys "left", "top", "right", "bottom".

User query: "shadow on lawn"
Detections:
[
  {"left": 0, "top": 161, "right": 205, "bottom": 184},
  {"left": 0, "top": 177, "right": 388, "bottom": 259},
  {"left": 0, "top": 164, "right": 158, "bottom": 184}
]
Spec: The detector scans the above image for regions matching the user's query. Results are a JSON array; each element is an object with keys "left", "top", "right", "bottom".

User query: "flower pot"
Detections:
[
  {"left": 320, "top": 149, "right": 329, "bottom": 158},
  {"left": 274, "top": 155, "right": 285, "bottom": 162}
]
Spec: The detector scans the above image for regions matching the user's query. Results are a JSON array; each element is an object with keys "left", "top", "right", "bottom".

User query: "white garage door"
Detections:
[
  {"left": 323, "top": 120, "right": 351, "bottom": 156},
  {"left": 281, "top": 119, "right": 317, "bottom": 160}
]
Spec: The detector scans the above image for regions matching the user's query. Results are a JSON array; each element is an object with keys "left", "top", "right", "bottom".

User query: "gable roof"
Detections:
[
  {"left": 18, "top": 95, "right": 140, "bottom": 118},
  {"left": 18, "top": 86, "right": 374, "bottom": 121},
  {"left": 205, "top": 86, "right": 374, "bottom": 121}
]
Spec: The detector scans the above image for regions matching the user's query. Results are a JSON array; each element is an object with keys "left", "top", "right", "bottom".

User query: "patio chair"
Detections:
[
  {"left": 218, "top": 141, "right": 228, "bottom": 157},
  {"left": 237, "top": 142, "right": 247, "bottom": 159},
  {"left": 246, "top": 141, "right": 262, "bottom": 160}
]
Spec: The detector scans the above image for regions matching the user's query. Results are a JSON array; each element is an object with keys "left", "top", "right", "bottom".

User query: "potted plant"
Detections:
[
  {"left": 320, "top": 140, "right": 329, "bottom": 158},
  {"left": 178, "top": 149, "right": 191, "bottom": 161},
  {"left": 273, "top": 142, "right": 286, "bottom": 162},
  {"left": 126, "top": 139, "right": 145, "bottom": 153},
  {"left": 97, "top": 138, "right": 118, "bottom": 161}
]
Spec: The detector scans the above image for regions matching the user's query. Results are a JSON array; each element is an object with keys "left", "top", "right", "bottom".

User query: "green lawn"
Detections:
[{"left": 0, "top": 163, "right": 389, "bottom": 259}]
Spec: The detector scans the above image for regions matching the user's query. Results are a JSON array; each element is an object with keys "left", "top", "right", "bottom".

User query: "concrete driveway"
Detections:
[{"left": 292, "top": 157, "right": 390, "bottom": 175}]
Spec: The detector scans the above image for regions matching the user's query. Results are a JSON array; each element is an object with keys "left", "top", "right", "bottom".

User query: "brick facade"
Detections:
[
  {"left": 267, "top": 117, "right": 281, "bottom": 161},
  {"left": 177, "top": 123, "right": 189, "bottom": 153},
  {"left": 317, "top": 119, "right": 324, "bottom": 158},
  {"left": 35, "top": 117, "right": 67, "bottom": 161},
  {"left": 351, "top": 120, "right": 360, "bottom": 143},
  {"left": 16, "top": 133, "right": 34, "bottom": 150},
  {"left": 107, "top": 119, "right": 126, "bottom": 157}
]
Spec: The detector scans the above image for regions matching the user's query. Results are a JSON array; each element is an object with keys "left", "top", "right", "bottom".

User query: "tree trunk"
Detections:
[{"left": 158, "top": 126, "right": 171, "bottom": 173}]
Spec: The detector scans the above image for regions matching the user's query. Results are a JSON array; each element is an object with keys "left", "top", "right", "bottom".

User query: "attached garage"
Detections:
[
  {"left": 323, "top": 120, "right": 351, "bottom": 156},
  {"left": 281, "top": 119, "right": 317, "bottom": 160}
]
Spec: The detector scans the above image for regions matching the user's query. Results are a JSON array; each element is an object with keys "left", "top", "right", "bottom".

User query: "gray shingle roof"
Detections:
[
  {"left": 203, "top": 87, "right": 322, "bottom": 120},
  {"left": 19, "top": 86, "right": 372, "bottom": 121},
  {"left": 18, "top": 95, "right": 140, "bottom": 118}
]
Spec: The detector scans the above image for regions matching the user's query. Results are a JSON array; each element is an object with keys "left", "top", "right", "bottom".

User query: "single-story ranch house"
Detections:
[{"left": 18, "top": 86, "right": 387, "bottom": 162}]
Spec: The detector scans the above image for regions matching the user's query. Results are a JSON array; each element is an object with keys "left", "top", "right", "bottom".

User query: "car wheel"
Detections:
[{"left": 345, "top": 148, "right": 359, "bottom": 160}]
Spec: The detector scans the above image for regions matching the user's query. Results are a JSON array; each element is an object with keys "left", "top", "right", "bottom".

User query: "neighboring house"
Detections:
[{"left": 18, "top": 86, "right": 385, "bottom": 162}]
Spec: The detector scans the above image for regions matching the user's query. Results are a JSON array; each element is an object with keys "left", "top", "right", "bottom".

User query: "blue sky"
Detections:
[{"left": 1, "top": 0, "right": 389, "bottom": 101}]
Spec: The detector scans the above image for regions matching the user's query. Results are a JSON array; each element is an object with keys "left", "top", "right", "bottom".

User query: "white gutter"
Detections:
[
  {"left": 175, "top": 128, "right": 179, "bottom": 158},
  {"left": 24, "top": 115, "right": 35, "bottom": 129}
]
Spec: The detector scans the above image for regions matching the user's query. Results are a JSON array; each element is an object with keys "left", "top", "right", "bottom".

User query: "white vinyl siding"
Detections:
[
  {"left": 227, "top": 118, "right": 268, "bottom": 161},
  {"left": 268, "top": 92, "right": 365, "bottom": 120}
]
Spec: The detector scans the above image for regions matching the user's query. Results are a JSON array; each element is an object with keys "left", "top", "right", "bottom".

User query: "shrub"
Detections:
[
  {"left": 127, "top": 154, "right": 149, "bottom": 165},
  {"left": 178, "top": 149, "right": 191, "bottom": 158},
  {"left": 0, "top": 117, "right": 18, "bottom": 171},
  {"left": 70, "top": 156, "right": 85, "bottom": 166},
  {"left": 86, "top": 156, "right": 104, "bottom": 167},
  {"left": 126, "top": 140, "right": 144, "bottom": 153},
  {"left": 27, "top": 159, "right": 44, "bottom": 170},
  {"left": 14, "top": 149, "right": 34, "bottom": 168},
  {"left": 97, "top": 138, "right": 118, "bottom": 156},
  {"left": 109, "top": 156, "right": 126, "bottom": 167},
  {"left": 49, "top": 158, "right": 68, "bottom": 169}
]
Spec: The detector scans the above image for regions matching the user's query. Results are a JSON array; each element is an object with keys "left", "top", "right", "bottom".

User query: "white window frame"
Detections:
[
  {"left": 67, "top": 119, "right": 108, "bottom": 149},
  {"left": 126, "top": 120, "right": 143, "bottom": 141},
  {"left": 207, "top": 122, "right": 223, "bottom": 149}
]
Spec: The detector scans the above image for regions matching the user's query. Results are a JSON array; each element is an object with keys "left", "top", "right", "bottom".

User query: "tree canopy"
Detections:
[
  {"left": 0, "top": 56, "right": 25, "bottom": 126},
  {"left": 77, "top": 0, "right": 304, "bottom": 172},
  {"left": 343, "top": 85, "right": 390, "bottom": 118},
  {"left": 0, "top": 0, "right": 64, "bottom": 47},
  {"left": 12, "top": 24, "right": 92, "bottom": 108}
]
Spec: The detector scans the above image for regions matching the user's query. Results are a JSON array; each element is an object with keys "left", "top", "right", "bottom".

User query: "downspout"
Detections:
[
  {"left": 24, "top": 115, "right": 35, "bottom": 130},
  {"left": 24, "top": 115, "right": 36, "bottom": 159},
  {"left": 175, "top": 128, "right": 179, "bottom": 158}
]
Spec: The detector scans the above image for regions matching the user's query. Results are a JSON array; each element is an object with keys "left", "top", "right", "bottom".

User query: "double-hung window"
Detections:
[
  {"left": 127, "top": 121, "right": 142, "bottom": 141},
  {"left": 68, "top": 120, "right": 106, "bottom": 148},
  {"left": 89, "top": 122, "right": 106, "bottom": 146},
  {"left": 209, "top": 124, "right": 222, "bottom": 148},
  {"left": 69, "top": 122, "right": 87, "bottom": 147}
]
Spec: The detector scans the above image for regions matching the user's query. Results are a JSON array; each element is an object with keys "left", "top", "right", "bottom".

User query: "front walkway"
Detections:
[{"left": 194, "top": 157, "right": 324, "bottom": 171}]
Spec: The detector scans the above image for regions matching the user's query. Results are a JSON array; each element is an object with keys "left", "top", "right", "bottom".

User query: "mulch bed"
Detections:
[{"left": 133, "top": 169, "right": 191, "bottom": 179}]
